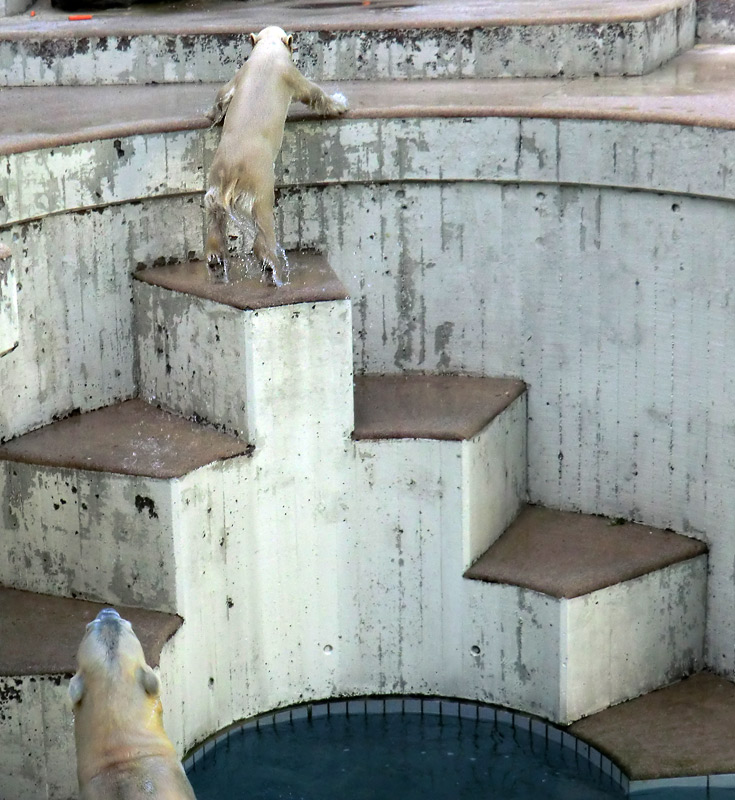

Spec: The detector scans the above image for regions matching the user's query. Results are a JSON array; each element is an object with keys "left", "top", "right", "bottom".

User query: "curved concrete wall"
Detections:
[
  {"left": 0, "top": 1, "right": 696, "bottom": 85},
  {"left": 1, "top": 111, "right": 734, "bottom": 758}
]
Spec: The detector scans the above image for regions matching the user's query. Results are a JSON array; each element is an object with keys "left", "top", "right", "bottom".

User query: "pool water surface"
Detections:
[{"left": 187, "top": 702, "right": 624, "bottom": 799}]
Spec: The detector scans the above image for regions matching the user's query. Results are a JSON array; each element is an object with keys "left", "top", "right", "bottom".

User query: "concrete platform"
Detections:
[
  {"left": 135, "top": 252, "right": 353, "bottom": 440},
  {"left": 0, "top": 400, "right": 253, "bottom": 610},
  {"left": 0, "top": 0, "right": 695, "bottom": 83},
  {"left": 0, "top": 398, "right": 251, "bottom": 477},
  {"left": 135, "top": 252, "right": 348, "bottom": 311},
  {"left": 353, "top": 374, "right": 525, "bottom": 441},
  {"left": 0, "top": 586, "right": 181, "bottom": 675},
  {"left": 570, "top": 672, "right": 735, "bottom": 782},
  {"left": 465, "top": 505, "right": 708, "bottom": 598},
  {"left": 2, "top": 44, "right": 735, "bottom": 158},
  {"left": 463, "top": 505, "right": 707, "bottom": 723}
]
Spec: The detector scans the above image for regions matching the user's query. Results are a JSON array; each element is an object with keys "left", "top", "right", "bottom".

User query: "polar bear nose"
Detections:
[{"left": 96, "top": 608, "right": 121, "bottom": 621}]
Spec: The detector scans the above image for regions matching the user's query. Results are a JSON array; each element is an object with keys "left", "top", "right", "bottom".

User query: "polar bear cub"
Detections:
[{"left": 205, "top": 26, "right": 349, "bottom": 286}]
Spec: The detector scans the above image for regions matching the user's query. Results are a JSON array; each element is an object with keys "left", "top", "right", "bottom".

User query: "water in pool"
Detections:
[{"left": 187, "top": 703, "right": 624, "bottom": 799}]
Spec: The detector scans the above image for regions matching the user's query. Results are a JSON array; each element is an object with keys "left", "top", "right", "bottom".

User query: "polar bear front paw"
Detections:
[{"left": 329, "top": 91, "right": 349, "bottom": 114}]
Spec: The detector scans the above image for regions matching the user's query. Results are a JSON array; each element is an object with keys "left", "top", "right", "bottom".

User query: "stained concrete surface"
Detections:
[
  {"left": 2, "top": 44, "right": 735, "bottom": 156},
  {"left": 570, "top": 672, "right": 735, "bottom": 780},
  {"left": 0, "top": 398, "right": 252, "bottom": 477},
  {"left": 0, "top": 0, "right": 693, "bottom": 36},
  {"left": 353, "top": 374, "right": 525, "bottom": 440},
  {"left": 465, "top": 505, "right": 708, "bottom": 598},
  {"left": 0, "top": 586, "right": 181, "bottom": 674},
  {"left": 135, "top": 252, "right": 348, "bottom": 310}
]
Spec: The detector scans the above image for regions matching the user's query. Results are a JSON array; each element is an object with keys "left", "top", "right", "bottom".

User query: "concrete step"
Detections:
[
  {"left": 134, "top": 252, "right": 353, "bottom": 443},
  {"left": 347, "top": 373, "right": 529, "bottom": 707},
  {"left": 698, "top": 0, "right": 735, "bottom": 43},
  {"left": 0, "top": 398, "right": 252, "bottom": 610},
  {"left": 570, "top": 672, "right": 735, "bottom": 792},
  {"left": 0, "top": 0, "right": 695, "bottom": 85},
  {"left": 353, "top": 373, "right": 527, "bottom": 568},
  {"left": 465, "top": 506, "right": 708, "bottom": 724},
  {"left": 0, "top": 587, "right": 181, "bottom": 800}
]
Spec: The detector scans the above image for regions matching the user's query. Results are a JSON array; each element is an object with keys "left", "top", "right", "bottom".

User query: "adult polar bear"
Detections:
[
  {"left": 69, "top": 608, "right": 197, "bottom": 800},
  {"left": 205, "top": 26, "right": 349, "bottom": 286}
]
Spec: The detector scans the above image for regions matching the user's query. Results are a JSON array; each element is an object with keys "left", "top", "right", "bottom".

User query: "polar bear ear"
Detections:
[
  {"left": 138, "top": 666, "right": 161, "bottom": 697},
  {"left": 250, "top": 32, "right": 259, "bottom": 47},
  {"left": 282, "top": 34, "right": 294, "bottom": 52},
  {"left": 68, "top": 674, "right": 85, "bottom": 706}
]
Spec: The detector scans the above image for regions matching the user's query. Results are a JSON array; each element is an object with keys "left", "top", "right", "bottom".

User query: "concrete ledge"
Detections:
[
  {"left": 465, "top": 505, "right": 707, "bottom": 598},
  {"left": 135, "top": 252, "right": 349, "bottom": 311},
  {"left": 0, "top": 398, "right": 251, "bottom": 477},
  {"left": 3, "top": 45, "right": 735, "bottom": 160},
  {"left": 0, "top": 0, "right": 694, "bottom": 84},
  {"left": 571, "top": 673, "right": 735, "bottom": 781},
  {"left": 353, "top": 374, "right": 525, "bottom": 441},
  {"left": 0, "top": 586, "right": 180, "bottom": 675}
]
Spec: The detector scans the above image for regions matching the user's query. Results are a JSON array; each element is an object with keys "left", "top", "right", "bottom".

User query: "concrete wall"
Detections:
[
  {"left": 1, "top": 112, "right": 734, "bottom": 697},
  {"left": 698, "top": 0, "right": 735, "bottom": 42},
  {"left": 0, "top": 3, "right": 696, "bottom": 85},
  {"left": 0, "top": 245, "right": 18, "bottom": 357}
]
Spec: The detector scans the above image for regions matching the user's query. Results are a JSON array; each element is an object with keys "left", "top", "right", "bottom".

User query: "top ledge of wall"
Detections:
[
  {"left": 2, "top": 45, "right": 735, "bottom": 158},
  {"left": 0, "top": 586, "right": 181, "bottom": 675},
  {"left": 134, "top": 253, "right": 349, "bottom": 311},
  {"left": 0, "top": 0, "right": 692, "bottom": 38},
  {"left": 0, "top": 398, "right": 251, "bottom": 477}
]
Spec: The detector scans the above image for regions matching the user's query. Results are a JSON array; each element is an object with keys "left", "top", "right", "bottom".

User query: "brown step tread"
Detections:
[
  {"left": 3, "top": 47, "right": 735, "bottom": 157},
  {"left": 570, "top": 673, "right": 735, "bottom": 781},
  {"left": 0, "top": 587, "right": 181, "bottom": 676},
  {"left": 0, "top": 399, "right": 251, "bottom": 479},
  {"left": 134, "top": 252, "right": 348, "bottom": 311},
  {"left": 353, "top": 374, "right": 525, "bottom": 441},
  {"left": 464, "top": 505, "right": 707, "bottom": 599}
]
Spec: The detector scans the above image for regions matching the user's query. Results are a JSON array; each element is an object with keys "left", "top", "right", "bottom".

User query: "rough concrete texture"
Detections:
[
  {"left": 0, "top": 196, "right": 208, "bottom": 443},
  {"left": 0, "top": 242, "right": 18, "bottom": 357},
  {"left": 345, "top": 417, "right": 528, "bottom": 707},
  {"left": 0, "top": 0, "right": 695, "bottom": 84},
  {"left": 464, "top": 555, "right": 706, "bottom": 724},
  {"left": 571, "top": 673, "right": 735, "bottom": 780},
  {"left": 697, "top": 0, "right": 735, "bottom": 43},
  {"left": 0, "top": 0, "right": 32, "bottom": 16},
  {"left": 135, "top": 260, "right": 353, "bottom": 441},
  {"left": 0, "top": 399, "right": 251, "bottom": 477},
  {"left": 465, "top": 505, "right": 707, "bottom": 598},
  {"left": 0, "top": 402, "right": 252, "bottom": 609},
  {"left": 0, "top": 460, "right": 177, "bottom": 609},
  {"left": 5, "top": 45, "right": 735, "bottom": 160},
  {"left": 353, "top": 374, "right": 525, "bottom": 440},
  {"left": 273, "top": 178, "right": 735, "bottom": 678},
  {"left": 562, "top": 556, "right": 706, "bottom": 722},
  {"left": 0, "top": 587, "right": 181, "bottom": 675},
  {"left": 0, "top": 674, "right": 75, "bottom": 800}
]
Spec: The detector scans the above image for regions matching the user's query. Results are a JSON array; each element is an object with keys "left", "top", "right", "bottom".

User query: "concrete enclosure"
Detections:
[{"left": 1, "top": 7, "right": 734, "bottom": 799}]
